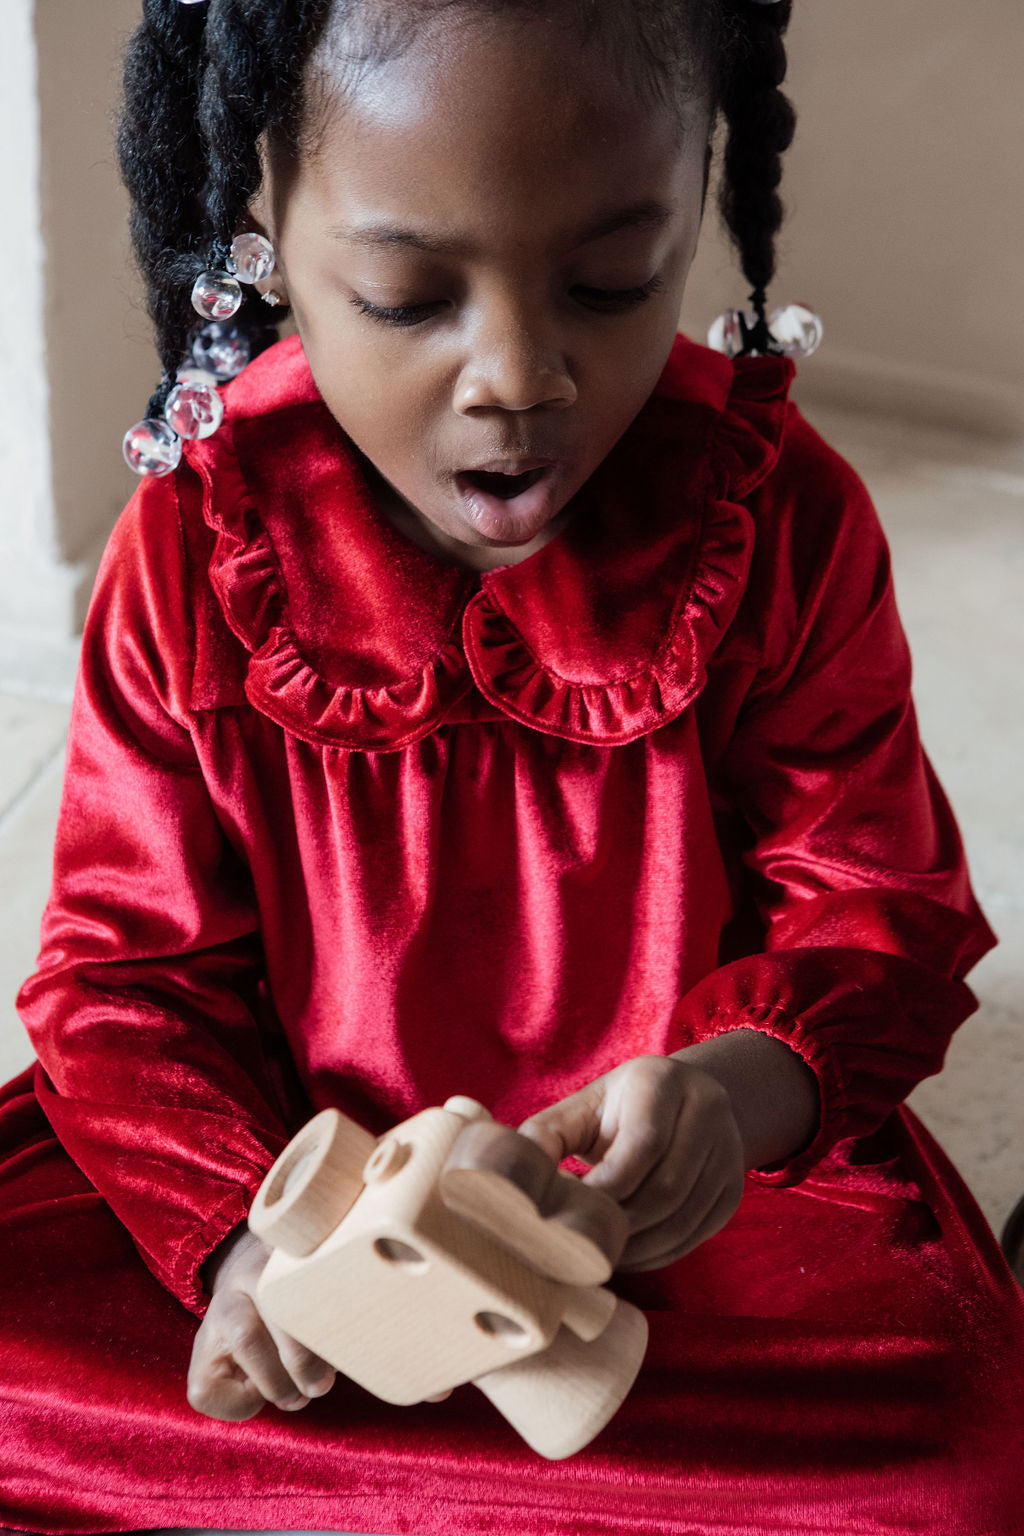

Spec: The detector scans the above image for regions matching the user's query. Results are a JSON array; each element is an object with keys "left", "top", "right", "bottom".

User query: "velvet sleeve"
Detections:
[
  {"left": 675, "top": 417, "right": 996, "bottom": 1183},
  {"left": 16, "top": 474, "right": 290, "bottom": 1314}
]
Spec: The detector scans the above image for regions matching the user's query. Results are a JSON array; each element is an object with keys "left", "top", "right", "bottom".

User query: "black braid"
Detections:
[
  {"left": 118, "top": 0, "right": 212, "bottom": 414},
  {"left": 198, "top": 1, "right": 312, "bottom": 244},
  {"left": 717, "top": 0, "right": 796, "bottom": 339},
  {"left": 119, "top": 0, "right": 333, "bottom": 419},
  {"left": 118, "top": 0, "right": 797, "bottom": 423}
]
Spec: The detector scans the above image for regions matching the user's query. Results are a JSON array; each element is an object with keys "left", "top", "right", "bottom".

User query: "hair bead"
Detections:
[
  {"left": 191, "top": 269, "right": 244, "bottom": 321},
  {"left": 225, "top": 232, "right": 276, "bottom": 285},
  {"left": 122, "top": 417, "right": 183, "bottom": 477},
  {"left": 191, "top": 320, "right": 251, "bottom": 381},
  {"left": 164, "top": 376, "right": 225, "bottom": 440},
  {"left": 709, "top": 301, "right": 823, "bottom": 361}
]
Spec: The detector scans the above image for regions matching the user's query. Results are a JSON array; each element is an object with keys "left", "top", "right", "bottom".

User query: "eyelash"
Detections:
[{"left": 349, "top": 275, "right": 664, "bottom": 329}]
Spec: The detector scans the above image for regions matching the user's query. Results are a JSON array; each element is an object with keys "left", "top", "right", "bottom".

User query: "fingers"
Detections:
[
  {"left": 519, "top": 1053, "right": 748, "bottom": 1278},
  {"left": 188, "top": 1295, "right": 276, "bottom": 1421},
  {"left": 617, "top": 1147, "right": 744, "bottom": 1271},
  {"left": 518, "top": 1079, "right": 606, "bottom": 1167},
  {"left": 268, "top": 1321, "right": 336, "bottom": 1402},
  {"left": 189, "top": 1226, "right": 450, "bottom": 1421},
  {"left": 565, "top": 1056, "right": 745, "bottom": 1274},
  {"left": 580, "top": 1058, "right": 685, "bottom": 1203},
  {"left": 187, "top": 1291, "right": 334, "bottom": 1422},
  {"left": 617, "top": 1071, "right": 740, "bottom": 1233}
]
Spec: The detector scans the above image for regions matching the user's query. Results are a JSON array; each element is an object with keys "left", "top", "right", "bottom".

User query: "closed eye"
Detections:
[
  {"left": 572, "top": 276, "right": 664, "bottom": 311},
  {"left": 349, "top": 275, "right": 664, "bottom": 329},
  {"left": 349, "top": 297, "right": 442, "bottom": 328}
]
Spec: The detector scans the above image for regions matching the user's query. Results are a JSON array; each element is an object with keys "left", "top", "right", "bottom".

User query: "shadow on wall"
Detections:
[{"left": 682, "top": 0, "right": 1024, "bottom": 439}]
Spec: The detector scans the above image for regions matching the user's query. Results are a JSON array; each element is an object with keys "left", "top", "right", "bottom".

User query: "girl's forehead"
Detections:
[
  {"left": 292, "top": 10, "right": 707, "bottom": 232},
  {"left": 307, "top": 1, "right": 702, "bottom": 123}
]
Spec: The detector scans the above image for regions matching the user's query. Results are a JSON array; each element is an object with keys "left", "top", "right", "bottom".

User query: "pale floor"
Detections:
[{"left": 1, "top": 405, "right": 1023, "bottom": 1536}]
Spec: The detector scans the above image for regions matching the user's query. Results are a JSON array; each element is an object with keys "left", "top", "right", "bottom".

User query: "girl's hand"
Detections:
[
  {"left": 518, "top": 1055, "right": 746, "bottom": 1272},
  {"left": 187, "top": 1224, "right": 336, "bottom": 1421}
]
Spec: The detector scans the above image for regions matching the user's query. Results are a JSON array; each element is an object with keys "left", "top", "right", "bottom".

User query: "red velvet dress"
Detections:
[{"left": 2, "top": 334, "right": 1022, "bottom": 1535}]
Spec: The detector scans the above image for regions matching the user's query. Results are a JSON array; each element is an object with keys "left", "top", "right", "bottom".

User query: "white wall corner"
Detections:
[
  {"left": 0, "top": 1, "right": 155, "bottom": 680},
  {"left": 0, "top": 0, "right": 58, "bottom": 647}
]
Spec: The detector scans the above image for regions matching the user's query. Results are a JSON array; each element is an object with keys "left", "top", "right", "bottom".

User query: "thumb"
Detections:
[{"left": 518, "top": 1079, "right": 607, "bottom": 1168}]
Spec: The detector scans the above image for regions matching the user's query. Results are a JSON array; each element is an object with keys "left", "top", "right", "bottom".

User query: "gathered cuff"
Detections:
[
  {"left": 162, "top": 1179, "right": 267, "bottom": 1317},
  {"left": 669, "top": 944, "right": 981, "bottom": 1188},
  {"left": 689, "top": 1002, "right": 845, "bottom": 1188}
]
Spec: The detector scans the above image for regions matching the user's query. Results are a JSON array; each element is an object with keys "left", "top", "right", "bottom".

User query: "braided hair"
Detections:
[
  {"left": 118, "top": 0, "right": 797, "bottom": 417},
  {"left": 717, "top": 0, "right": 796, "bottom": 345},
  {"left": 118, "top": 0, "right": 334, "bottom": 416}
]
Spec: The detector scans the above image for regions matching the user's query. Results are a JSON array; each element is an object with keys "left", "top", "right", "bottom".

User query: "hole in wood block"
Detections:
[
  {"left": 373, "top": 1237, "right": 428, "bottom": 1270},
  {"left": 474, "top": 1311, "right": 531, "bottom": 1347},
  {"left": 364, "top": 1138, "right": 410, "bottom": 1183},
  {"left": 265, "top": 1146, "right": 314, "bottom": 1206}
]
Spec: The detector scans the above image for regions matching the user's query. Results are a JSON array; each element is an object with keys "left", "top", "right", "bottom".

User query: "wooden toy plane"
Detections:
[{"left": 248, "top": 1095, "right": 648, "bottom": 1459}]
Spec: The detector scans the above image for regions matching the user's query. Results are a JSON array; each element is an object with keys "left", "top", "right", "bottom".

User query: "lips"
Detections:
[
  {"left": 454, "top": 461, "right": 563, "bottom": 543},
  {"left": 465, "top": 456, "right": 556, "bottom": 476}
]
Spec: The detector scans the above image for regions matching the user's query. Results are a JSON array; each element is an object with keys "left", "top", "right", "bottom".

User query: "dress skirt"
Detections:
[{"left": 2, "top": 1066, "right": 1022, "bottom": 1536}]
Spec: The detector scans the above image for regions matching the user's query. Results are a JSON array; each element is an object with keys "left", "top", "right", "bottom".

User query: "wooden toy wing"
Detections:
[{"left": 439, "top": 1120, "right": 628, "bottom": 1286}]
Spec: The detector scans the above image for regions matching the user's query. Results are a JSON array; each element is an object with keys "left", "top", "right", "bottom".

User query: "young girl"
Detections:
[{"left": 2, "top": 0, "right": 1022, "bottom": 1530}]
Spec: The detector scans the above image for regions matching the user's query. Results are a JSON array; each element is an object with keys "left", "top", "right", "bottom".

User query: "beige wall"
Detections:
[
  {"left": 35, "top": 0, "right": 157, "bottom": 567},
  {"left": 0, "top": 0, "right": 153, "bottom": 688},
  {"left": 682, "top": 0, "right": 1024, "bottom": 435},
  {"left": 3, "top": 0, "right": 1021, "bottom": 677}
]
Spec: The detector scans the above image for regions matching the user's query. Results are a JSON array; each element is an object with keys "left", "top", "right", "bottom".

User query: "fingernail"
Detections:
[
  {"left": 279, "top": 1392, "right": 309, "bottom": 1410},
  {"left": 306, "top": 1373, "right": 334, "bottom": 1398}
]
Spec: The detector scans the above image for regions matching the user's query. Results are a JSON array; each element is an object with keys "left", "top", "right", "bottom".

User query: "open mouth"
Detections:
[
  {"left": 454, "top": 463, "right": 562, "bottom": 543},
  {"left": 460, "top": 467, "right": 548, "bottom": 501}
]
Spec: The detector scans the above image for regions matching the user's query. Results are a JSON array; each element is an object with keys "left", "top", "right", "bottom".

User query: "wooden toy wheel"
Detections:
[
  {"left": 473, "top": 1297, "right": 649, "bottom": 1460},
  {"left": 249, "top": 1108, "right": 378, "bottom": 1258}
]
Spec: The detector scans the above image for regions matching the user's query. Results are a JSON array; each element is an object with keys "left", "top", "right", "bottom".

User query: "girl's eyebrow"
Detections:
[{"left": 328, "top": 198, "right": 677, "bottom": 256}]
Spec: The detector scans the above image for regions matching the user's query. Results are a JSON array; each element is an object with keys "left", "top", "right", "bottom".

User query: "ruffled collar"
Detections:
[{"left": 185, "top": 333, "right": 793, "bottom": 750}]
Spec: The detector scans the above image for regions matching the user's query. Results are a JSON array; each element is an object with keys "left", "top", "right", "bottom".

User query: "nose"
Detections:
[{"left": 453, "top": 310, "right": 577, "bottom": 415}]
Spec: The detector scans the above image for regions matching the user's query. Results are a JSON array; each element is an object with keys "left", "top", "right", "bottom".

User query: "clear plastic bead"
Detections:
[
  {"left": 191, "top": 319, "right": 250, "bottom": 381},
  {"left": 226, "top": 232, "right": 276, "bottom": 285},
  {"left": 768, "top": 303, "right": 824, "bottom": 359},
  {"left": 164, "top": 378, "right": 224, "bottom": 441},
  {"left": 122, "top": 418, "right": 182, "bottom": 477},
  {"left": 191, "top": 269, "right": 243, "bottom": 321},
  {"left": 708, "top": 309, "right": 754, "bottom": 359},
  {"left": 176, "top": 364, "right": 218, "bottom": 388}
]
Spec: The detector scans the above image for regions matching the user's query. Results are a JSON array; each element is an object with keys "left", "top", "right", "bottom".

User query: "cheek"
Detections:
[
  {"left": 299, "top": 309, "right": 439, "bottom": 439},
  {"left": 312, "top": 349, "right": 446, "bottom": 481},
  {"left": 594, "top": 295, "right": 685, "bottom": 408}
]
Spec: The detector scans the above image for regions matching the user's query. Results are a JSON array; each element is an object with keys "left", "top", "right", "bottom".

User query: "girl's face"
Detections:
[{"left": 257, "top": 11, "right": 711, "bottom": 570}]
